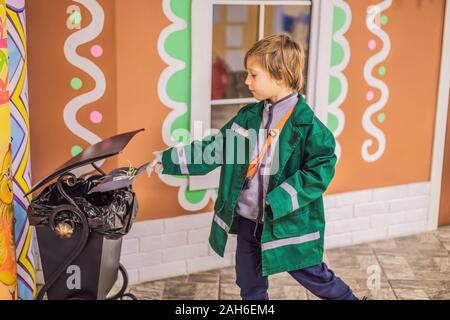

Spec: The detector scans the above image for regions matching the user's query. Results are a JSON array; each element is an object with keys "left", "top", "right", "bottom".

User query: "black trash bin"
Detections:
[
  {"left": 26, "top": 129, "right": 148, "bottom": 300},
  {"left": 35, "top": 228, "right": 123, "bottom": 300}
]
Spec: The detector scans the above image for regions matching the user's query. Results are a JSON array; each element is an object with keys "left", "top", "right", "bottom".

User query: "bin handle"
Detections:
[{"left": 56, "top": 173, "right": 81, "bottom": 210}]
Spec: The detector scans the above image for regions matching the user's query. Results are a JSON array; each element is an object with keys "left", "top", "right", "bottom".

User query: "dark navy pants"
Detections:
[{"left": 235, "top": 216, "right": 358, "bottom": 300}]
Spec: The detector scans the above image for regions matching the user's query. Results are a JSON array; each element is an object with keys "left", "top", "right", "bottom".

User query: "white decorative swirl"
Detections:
[
  {"left": 328, "top": 0, "right": 351, "bottom": 161},
  {"left": 156, "top": 0, "right": 216, "bottom": 211},
  {"left": 362, "top": 0, "right": 391, "bottom": 163},
  {"left": 63, "top": 0, "right": 105, "bottom": 173}
]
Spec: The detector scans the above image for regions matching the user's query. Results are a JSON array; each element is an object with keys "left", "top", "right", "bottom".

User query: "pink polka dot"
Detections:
[
  {"left": 90, "top": 111, "right": 103, "bottom": 123},
  {"left": 90, "top": 45, "right": 103, "bottom": 57},
  {"left": 366, "top": 91, "right": 374, "bottom": 101},
  {"left": 368, "top": 39, "right": 376, "bottom": 50}
]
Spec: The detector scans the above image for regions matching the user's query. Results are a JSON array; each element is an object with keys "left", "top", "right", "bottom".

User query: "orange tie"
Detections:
[{"left": 246, "top": 105, "right": 296, "bottom": 179}]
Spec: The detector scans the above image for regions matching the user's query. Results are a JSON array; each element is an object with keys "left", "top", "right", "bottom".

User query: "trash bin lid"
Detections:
[{"left": 26, "top": 128, "right": 145, "bottom": 195}]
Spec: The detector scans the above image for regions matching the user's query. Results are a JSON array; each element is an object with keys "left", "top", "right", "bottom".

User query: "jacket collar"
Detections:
[
  {"left": 247, "top": 93, "right": 314, "bottom": 126},
  {"left": 292, "top": 94, "right": 314, "bottom": 126},
  {"left": 264, "top": 92, "right": 298, "bottom": 110}
]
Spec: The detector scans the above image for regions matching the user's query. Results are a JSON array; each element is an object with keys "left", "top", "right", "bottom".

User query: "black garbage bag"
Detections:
[{"left": 27, "top": 164, "right": 147, "bottom": 240}]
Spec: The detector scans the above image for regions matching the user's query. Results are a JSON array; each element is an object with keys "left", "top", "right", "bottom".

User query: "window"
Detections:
[
  {"left": 190, "top": 0, "right": 329, "bottom": 190},
  {"left": 210, "top": 1, "right": 312, "bottom": 130}
]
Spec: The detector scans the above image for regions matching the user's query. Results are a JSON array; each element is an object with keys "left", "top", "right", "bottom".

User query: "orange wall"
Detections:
[
  {"left": 26, "top": 0, "right": 446, "bottom": 221},
  {"left": 113, "top": 0, "right": 216, "bottom": 220},
  {"left": 27, "top": 0, "right": 119, "bottom": 179},
  {"left": 27, "top": 0, "right": 215, "bottom": 221},
  {"left": 327, "top": 0, "right": 445, "bottom": 194}
]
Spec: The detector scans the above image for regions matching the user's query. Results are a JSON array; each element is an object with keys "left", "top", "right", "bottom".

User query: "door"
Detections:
[{"left": 439, "top": 97, "right": 450, "bottom": 226}]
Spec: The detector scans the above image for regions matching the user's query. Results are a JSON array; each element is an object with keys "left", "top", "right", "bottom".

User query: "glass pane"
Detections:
[
  {"left": 212, "top": 5, "right": 259, "bottom": 100},
  {"left": 264, "top": 5, "right": 311, "bottom": 94},
  {"left": 211, "top": 104, "right": 245, "bottom": 130}
]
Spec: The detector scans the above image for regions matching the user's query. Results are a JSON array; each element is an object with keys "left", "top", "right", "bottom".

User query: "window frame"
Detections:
[{"left": 190, "top": 0, "right": 334, "bottom": 190}]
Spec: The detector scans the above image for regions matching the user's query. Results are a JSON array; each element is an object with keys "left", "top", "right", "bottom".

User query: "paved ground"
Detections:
[{"left": 126, "top": 225, "right": 450, "bottom": 300}]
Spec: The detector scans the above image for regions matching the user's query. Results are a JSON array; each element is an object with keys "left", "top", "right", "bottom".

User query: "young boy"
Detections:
[{"left": 151, "top": 34, "right": 361, "bottom": 300}]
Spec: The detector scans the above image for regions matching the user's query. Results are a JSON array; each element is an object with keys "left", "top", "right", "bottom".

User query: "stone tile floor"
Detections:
[{"left": 124, "top": 225, "right": 450, "bottom": 300}]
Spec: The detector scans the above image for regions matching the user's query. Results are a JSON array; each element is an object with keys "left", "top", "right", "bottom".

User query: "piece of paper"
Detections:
[{"left": 88, "top": 162, "right": 150, "bottom": 194}]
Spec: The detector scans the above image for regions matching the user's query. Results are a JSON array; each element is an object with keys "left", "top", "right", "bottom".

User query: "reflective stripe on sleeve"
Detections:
[{"left": 279, "top": 182, "right": 299, "bottom": 211}]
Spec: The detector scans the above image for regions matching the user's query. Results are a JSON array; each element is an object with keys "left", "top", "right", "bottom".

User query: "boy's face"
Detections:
[{"left": 245, "top": 56, "right": 287, "bottom": 102}]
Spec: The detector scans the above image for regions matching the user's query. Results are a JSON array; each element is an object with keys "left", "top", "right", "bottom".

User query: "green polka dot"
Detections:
[
  {"left": 380, "top": 15, "right": 388, "bottom": 25},
  {"left": 71, "top": 146, "right": 83, "bottom": 157},
  {"left": 184, "top": 189, "right": 208, "bottom": 204},
  {"left": 378, "top": 66, "right": 386, "bottom": 76},
  {"left": 70, "top": 11, "right": 82, "bottom": 25},
  {"left": 377, "top": 113, "right": 386, "bottom": 123},
  {"left": 71, "top": 78, "right": 82, "bottom": 90}
]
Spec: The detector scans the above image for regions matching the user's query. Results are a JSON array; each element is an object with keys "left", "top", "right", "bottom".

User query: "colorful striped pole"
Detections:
[
  {"left": 0, "top": 0, "right": 18, "bottom": 300},
  {"left": 6, "top": 0, "right": 36, "bottom": 300}
]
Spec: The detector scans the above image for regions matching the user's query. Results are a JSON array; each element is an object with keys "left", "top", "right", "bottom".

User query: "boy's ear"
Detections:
[
  {"left": 274, "top": 78, "right": 284, "bottom": 86},
  {"left": 275, "top": 79, "right": 289, "bottom": 88}
]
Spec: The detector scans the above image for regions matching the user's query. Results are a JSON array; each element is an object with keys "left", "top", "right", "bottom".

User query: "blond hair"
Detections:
[{"left": 244, "top": 33, "right": 306, "bottom": 93}]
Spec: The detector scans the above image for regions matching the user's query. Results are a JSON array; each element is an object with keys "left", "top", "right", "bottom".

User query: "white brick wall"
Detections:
[
  {"left": 35, "top": 182, "right": 431, "bottom": 286},
  {"left": 188, "top": 227, "right": 210, "bottom": 244},
  {"left": 324, "top": 182, "right": 430, "bottom": 249},
  {"left": 121, "top": 211, "right": 235, "bottom": 284}
]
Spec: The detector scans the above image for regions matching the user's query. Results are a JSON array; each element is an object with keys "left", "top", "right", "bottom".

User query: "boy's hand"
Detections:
[{"left": 148, "top": 150, "right": 164, "bottom": 176}]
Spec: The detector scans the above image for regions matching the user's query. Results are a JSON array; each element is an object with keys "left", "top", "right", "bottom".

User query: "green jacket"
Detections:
[{"left": 161, "top": 94, "right": 337, "bottom": 276}]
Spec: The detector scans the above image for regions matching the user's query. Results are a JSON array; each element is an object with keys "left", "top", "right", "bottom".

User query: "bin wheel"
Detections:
[
  {"left": 106, "top": 263, "right": 137, "bottom": 300},
  {"left": 119, "top": 293, "right": 138, "bottom": 300}
]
